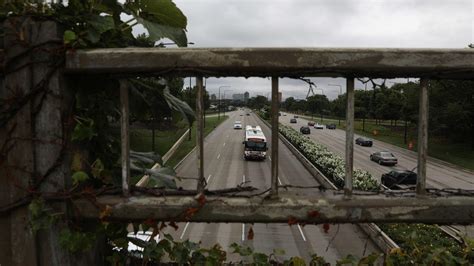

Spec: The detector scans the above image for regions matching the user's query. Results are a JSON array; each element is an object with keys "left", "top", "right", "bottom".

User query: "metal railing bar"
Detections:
[
  {"left": 416, "top": 78, "right": 429, "bottom": 195},
  {"left": 345, "top": 78, "right": 355, "bottom": 197},
  {"left": 271, "top": 76, "right": 279, "bottom": 195},
  {"left": 196, "top": 76, "right": 205, "bottom": 193},
  {"left": 120, "top": 80, "right": 131, "bottom": 196}
]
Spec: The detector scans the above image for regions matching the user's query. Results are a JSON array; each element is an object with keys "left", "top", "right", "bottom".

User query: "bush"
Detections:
[{"left": 279, "top": 125, "right": 379, "bottom": 190}]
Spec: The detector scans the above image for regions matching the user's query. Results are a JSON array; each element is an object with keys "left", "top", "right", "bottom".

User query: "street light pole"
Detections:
[
  {"left": 218, "top": 86, "right": 231, "bottom": 120},
  {"left": 329, "top": 84, "right": 343, "bottom": 126},
  {"left": 223, "top": 89, "right": 233, "bottom": 116}
]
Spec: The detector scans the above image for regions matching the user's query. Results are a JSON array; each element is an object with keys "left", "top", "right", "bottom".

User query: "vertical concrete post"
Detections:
[
  {"left": 1, "top": 17, "right": 74, "bottom": 265},
  {"left": 120, "top": 80, "right": 130, "bottom": 197},
  {"left": 271, "top": 77, "right": 279, "bottom": 195},
  {"left": 416, "top": 78, "right": 429, "bottom": 195},
  {"left": 345, "top": 78, "right": 355, "bottom": 196},
  {"left": 196, "top": 76, "right": 205, "bottom": 192}
]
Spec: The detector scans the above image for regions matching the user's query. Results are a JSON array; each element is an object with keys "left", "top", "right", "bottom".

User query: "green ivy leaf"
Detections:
[
  {"left": 63, "top": 30, "right": 77, "bottom": 45},
  {"left": 59, "top": 229, "right": 96, "bottom": 253},
  {"left": 72, "top": 117, "right": 97, "bottom": 141},
  {"left": 136, "top": 17, "right": 187, "bottom": 47},
  {"left": 72, "top": 171, "right": 89, "bottom": 185},
  {"left": 84, "top": 14, "right": 115, "bottom": 43},
  {"left": 91, "top": 159, "right": 104, "bottom": 178},
  {"left": 134, "top": 0, "right": 187, "bottom": 28}
]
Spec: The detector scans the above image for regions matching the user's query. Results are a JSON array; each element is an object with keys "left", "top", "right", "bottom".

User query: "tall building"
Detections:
[
  {"left": 278, "top": 92, "right": 282, "bottom": 102},
  {"left": 244, "top": 91, "right": 249, "bottom": 102},
  {"left": 232, "top": 93, "right": 245, "bottom": 101},
  {"left": 211, "top": 94, "right": 217, "bottom": 101}
]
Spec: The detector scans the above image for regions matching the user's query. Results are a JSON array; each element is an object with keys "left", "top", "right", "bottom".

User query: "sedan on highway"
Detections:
[
  {"left": 326, "top": 124, "right": 336, "bottom": 130},
  {"left": 355, "top": 137, "right": 373, "bottom": 147},
  {"left": 314, "top": 123, "right": 324, "bottom": 129},
  {"left": 294, "top": 115, "right": 299, "bottom": 118},
  {"left": 233, "top": 121, "right": 242, "bottom": 129},
  {"left": 307, "top": 121, "right": 315, "bottom": 126},
  {"left": 290, "top": 118, "right": 297, "bottom": 123},
  {"left": 370, "top": 151, "right": 398, "bottom": 166},
  {"left": 300, "top": 126, "right": 311, "bottom": 134},
  {"left": 382, "top": 170, "right": 417, "bottom": 189}
]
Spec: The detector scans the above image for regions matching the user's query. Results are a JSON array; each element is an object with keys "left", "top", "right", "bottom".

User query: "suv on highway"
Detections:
[
  {"left": 290, "top": 118, "right": 297, "bottom": 123},
  {"left": 382, "top": 170, "right": 417, "bottom": 189},
  {"left": 300, "top": 126, "right": 311, "bottom": 134}
]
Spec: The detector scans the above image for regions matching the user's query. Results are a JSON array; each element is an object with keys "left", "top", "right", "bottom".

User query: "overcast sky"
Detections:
[{"left": 146, "top": 0, "right": 473, "bottom": 99}]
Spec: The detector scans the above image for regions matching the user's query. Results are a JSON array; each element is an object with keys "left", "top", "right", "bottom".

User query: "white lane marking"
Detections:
[
  {"left": 278, "top": 177, "right": 282, "bottom": 185},
  {"left": 297, "top": 224, "right": 307, "bottom": 242},
  {"left": 242, "top": 224, "right": 245, "bottom": 241},
  {"left": 180, "top": 222, "right": 190, "bottom": 239},
  {"left": 207, "top": 174, "right": 212, "bottom": 183},
  {"left": 223, "top": 142, "right": 226, "bottom": 146},
  {"left": 242, "top": 175, "right": 246, "bottom": 183},
  {"left": 268, "top": 156, "right": 271, "bottom": 161},
  {"left": 217, "top": 154, "right": 221, "bottom": 159}
]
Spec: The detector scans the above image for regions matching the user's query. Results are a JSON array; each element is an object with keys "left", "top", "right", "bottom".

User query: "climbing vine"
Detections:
[{"left": 0, "top": 1, "right": 473, "bottom": 265}]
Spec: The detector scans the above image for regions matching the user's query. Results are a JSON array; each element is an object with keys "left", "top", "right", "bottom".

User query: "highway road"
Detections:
[
  {"left": 163, "top": 110, "right": 381, "bottom": 263},
  {"left": 280, "top": 113, "right": 474, "bottom": 190}
]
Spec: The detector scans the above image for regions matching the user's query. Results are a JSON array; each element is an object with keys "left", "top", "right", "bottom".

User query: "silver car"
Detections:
[{"left": 370, "top": 151, "right": 398, "bottom": 166}]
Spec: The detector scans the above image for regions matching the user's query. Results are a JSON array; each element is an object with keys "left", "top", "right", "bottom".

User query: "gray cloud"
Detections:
[{"left": 138, "top": 0, "right": 472, "bottom": 99}]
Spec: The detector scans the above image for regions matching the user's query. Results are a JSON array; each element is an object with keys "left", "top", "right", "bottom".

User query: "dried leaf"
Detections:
[
  {"left": 185, "top": 207, "right": 199, "bottom": 219},
  {"left": 247, "top": 226, "right": 254, "bottom": 240},
  {"left": 323, "top": 223, "right": 330, "bottom": 233},
  {"left": 287, "top": 216, "right": 298, "bottom": 225},
  {"left": 307, "top": 210, "right": 320, "bottom": 218},
  {"left": 196, "top": 193, "right": 206, "bottom": 206},
  {"left": 99, "top": 205, "right": 112, "bottom": 220}
]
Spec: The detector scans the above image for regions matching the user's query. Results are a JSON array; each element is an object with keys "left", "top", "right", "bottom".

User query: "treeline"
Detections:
[{"left": 248, "top": 80, "right": 474, "bottom": 147}]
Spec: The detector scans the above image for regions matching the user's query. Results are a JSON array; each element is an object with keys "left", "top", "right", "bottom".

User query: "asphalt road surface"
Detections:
[
  {"left": 279, "top": 113, "right": 474, "bottom": 190},
  {"left": 163, "top": 110, "right": 381, "bottom": 263}
]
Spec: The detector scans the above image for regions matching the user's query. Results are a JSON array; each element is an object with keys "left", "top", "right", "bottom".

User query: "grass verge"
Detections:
[
  {"left": 165, "top": 115, "right": 229, "bottom": 168},
  {"left": 291, "top": 113, "right": 474, "bottom": 170}
]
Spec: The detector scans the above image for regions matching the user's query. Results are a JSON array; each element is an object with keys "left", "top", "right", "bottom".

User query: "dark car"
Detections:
[
  {"left": 290, "top": 118, "right": 297, "bottom": 123},
  {"left": 307, "top": 121, "right": 315, "bottom": 126},
  {"left": 300, "top": 126, "right": 311, "bottom": 134},
  {"left": 382, "top": 170, "right": 417, "bottom": 189},
  {"left": 294, "top": 115, "right": 299, "bottom": 118},
  {"left": 370, "top": 151, "right": 398, "bottom": 166},
  {"left": 246, "top": 113, "right": 250, "bottom": 116},
  {"left": 356, "top": 137, "right": 373, "bottom": 147},
  {"left": 326, "top": 124, "right": 336, "bottom": 130}
]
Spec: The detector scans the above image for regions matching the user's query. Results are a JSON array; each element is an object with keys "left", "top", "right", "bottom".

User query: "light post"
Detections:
[
  {"left": 223, "top": 89, "right": 233, "bottom": 116},
  {"left": 329, "top": 84, "right": 342, "bottom": 125},
  {"left": 218, "top": 86, "right": 231, "bottom": 120}
]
